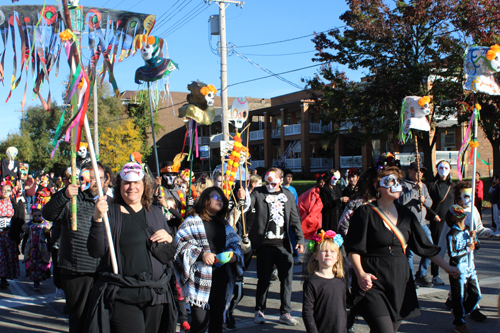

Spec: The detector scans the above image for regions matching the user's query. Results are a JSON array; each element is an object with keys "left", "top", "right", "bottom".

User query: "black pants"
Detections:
[
  {"left": 110, "top": 300, "right": 163, "bottom": 333},
  {"left": 429, "top": 220, "right": 445, "bottom": 277},
  {"left": 449, "top": 272, "right": 481, "bottom": 326},
  {"left": 51, "top": 249, "right": 62, "bottom": 289},
  {"left": 60, "top": 270, "right": 94, "bottom": 333},
  {"left": 190, "top": 267, "right": 229, "bottom": 333},
  {"left": 363, "top": 315, "right": 402, "bottom": 333},
  {"left": 255, "top": 245, "right": 293, "bottom": 315}
]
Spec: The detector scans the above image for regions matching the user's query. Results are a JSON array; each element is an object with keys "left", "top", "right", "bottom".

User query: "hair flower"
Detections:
[{"left": 310, "top": 229, "right": 344, "bottom": 249}]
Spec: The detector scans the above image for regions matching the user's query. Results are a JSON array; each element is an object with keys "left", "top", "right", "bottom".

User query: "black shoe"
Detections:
[
  {"left": 225, "top": 312, "right": 236, "bottom": 330},
  {"left": 415, "top": 275, "right": 433, "bottom": 288},
  {"left": 445, "top": 297, "right": 453, "bottom": 309},
  {"left": 469, "top": 309, "right": 486, "bottom": 322}
]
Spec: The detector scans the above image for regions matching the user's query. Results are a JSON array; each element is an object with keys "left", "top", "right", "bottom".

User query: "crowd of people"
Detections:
[{"left": 0, "top": 149, "right": 499, "bottom": 333}]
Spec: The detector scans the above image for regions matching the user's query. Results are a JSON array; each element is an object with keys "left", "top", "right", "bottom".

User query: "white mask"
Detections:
[
  {"left": 461, "top": 188, "right": 473, "bottom": 207},
  {"left": 437, "top": 162, "right": 450, "bottom": 178},
  {"left": 264, "top": 171, "right": 281, "bottom": 193},
  {"left": 330, "top": 171, "right": 341, "bottom": 186},
  {"left": 379, "top": 174, "right": 402, "bottom": 193}
]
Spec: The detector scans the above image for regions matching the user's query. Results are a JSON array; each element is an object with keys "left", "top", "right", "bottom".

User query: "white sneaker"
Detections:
[
  {"left": 279, "top": 313, "right": 299, "bottom": 326},
  {"left": 494, "top": 230, "right": 500, "bottom": 238},
  {"left": 254, "top": 310, "right": 266, "bottom": 324},
  {"left": 54, "top": 288, "right": 65, "bottom": 300}
]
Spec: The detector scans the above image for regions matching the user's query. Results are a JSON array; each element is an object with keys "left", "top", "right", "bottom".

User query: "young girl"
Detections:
[
  {"left": 23, "top": 208, "right": 51, "bottom": 291},
  {"left": 303, "top": 229, "right": 347, "bottom": 333}
]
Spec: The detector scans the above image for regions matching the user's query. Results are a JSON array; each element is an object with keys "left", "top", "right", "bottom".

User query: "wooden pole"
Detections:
[{"left": 414, "top": 131, "right": 423, "bottom": 210}]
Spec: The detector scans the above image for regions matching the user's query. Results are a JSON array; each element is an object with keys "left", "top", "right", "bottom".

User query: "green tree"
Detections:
[{"left": 307, "top": 0, "right": 464, "bottom": 170}]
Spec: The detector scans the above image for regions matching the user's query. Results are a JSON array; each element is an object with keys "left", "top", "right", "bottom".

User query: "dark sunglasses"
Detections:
[
  {"left": 211, "top": 194, "right": 223, "bottom": 201},
  {"left": 33, "top": 214, "right": 42, "bottom": 218}
]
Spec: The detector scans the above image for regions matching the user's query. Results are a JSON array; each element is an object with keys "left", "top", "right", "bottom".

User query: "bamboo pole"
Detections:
[{"left": 414, "top": 131, "right": 423, "bottom": 211}]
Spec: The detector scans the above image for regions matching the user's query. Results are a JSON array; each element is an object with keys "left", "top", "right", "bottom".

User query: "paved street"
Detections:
[{"left": 1, "top": 210, "right": 499, "bottom": 332}]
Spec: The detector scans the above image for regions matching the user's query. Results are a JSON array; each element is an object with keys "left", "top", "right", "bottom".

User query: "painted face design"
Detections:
[
  {"left": 265, "top": 171, "right": 281, "bottom": 193},
  {"left": 205, "top": 90, "right": 215, "bottom": 107},
  {"left": 78, "top": 146, "right": 87, "bottom": 159},
  {"left": 79, "top": 168, "right": 91, "bottom": 191},
  {"left": 331, "top": 171, "right": 341, "bottom": 186},
  {"left": 163, "top": 174, "right": 176, "bottom": 185},
  {"left": 461, "top": 188, "right": 473, "bottom": 207},
  {"left": 120, "top": 163, "right": 144, "bottom": 181},
  {"left": 437, "top": 162, "right": 450, "bottom": 178},
  {"left": 379, "top": 174, "right": 402, "bottom": 193}
]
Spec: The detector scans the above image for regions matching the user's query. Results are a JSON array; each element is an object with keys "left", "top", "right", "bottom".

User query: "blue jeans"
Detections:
[
  {"left": 407, "top": 224, "right": 433, "bottom": 277},
  {"left": 26, "top": 195, "right": 35, "bottom": 213}
]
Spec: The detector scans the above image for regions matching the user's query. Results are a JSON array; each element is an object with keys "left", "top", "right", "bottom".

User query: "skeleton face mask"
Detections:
[
  {"left": 6, "top": 147, "right": 18, "bottom": 160},
  {"left": 331, "top": 171, "right": 341, "bottom": 186},
  {"left": 205, "top": 90, "right": 215, "bottom": 107},
  {"left": 461, "top": 188, "right": 473, "bottom": 207},
  {"left": 78, "top": 146, "right": 87, "bottom": 159},
  {"left": 379, "top": 174, "right": 402, "bottom": 193},
  {"left": 163, "top": 174, "right": 176, "bottom": 186},
  {"left": 437, "top": 162, "right": 450, "bottom": 178},
  {"left": 264, "top": 171, "right": 281, "bottom": 193}
]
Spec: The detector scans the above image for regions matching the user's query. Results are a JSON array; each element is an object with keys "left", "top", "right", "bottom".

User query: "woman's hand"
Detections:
[
  {"left": 203, "top": 252, "right": 216, "bottom": 265},
  {"left": 150, "top": 229, "right": 172, "bottom": 243},
  {"left": 433, "top": 215, "right": 441, "bottom": 222},
  {"left": 357, "top": 272, "right": 377, "bottom": 291},
  {"left": 340, "top": 196, "right": 349, "bottom": 203},
  {"left": 93, "top": 196, "right": 108, "bottom": 222}
]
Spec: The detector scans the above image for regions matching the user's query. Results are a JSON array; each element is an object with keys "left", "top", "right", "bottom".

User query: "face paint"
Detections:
[
  {"left": 163, "top": 174, "right": 176, "bottom": 185},
  {"left": 331, "top": 171, "right": 341, "bottom": 186},
  {"left": 264, "top": 171, "right": 281, "bottom": 193},
  {"left": 379, "top": 174, "right": 402, "bottom": 193},
  {"left": 437, "top": 162, "right": 450, "bottom": 178},
  {"left": 461, "top": 188, "right": 473, "bottom": 207}
]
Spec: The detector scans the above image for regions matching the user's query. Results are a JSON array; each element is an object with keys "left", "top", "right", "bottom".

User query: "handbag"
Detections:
[{"left": 122, "top": 205, "right": 175, "bottom": 264}]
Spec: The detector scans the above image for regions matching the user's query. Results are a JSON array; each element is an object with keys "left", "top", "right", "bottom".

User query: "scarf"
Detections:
[{"left": 174, "top": 215, "right": 244, "bottom": 310}]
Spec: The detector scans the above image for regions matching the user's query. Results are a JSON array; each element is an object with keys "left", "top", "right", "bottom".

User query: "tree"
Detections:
[
  {"left": 99, "top": 119, "right": 143, "bottom": 173},
  {"left": 307, "top": 0, "right": 464, "bottom": 170}
]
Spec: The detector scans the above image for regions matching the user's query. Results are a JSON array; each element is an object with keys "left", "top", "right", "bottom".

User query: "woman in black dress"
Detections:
[
  {"left": 320, "top": 171, "right": 343, "bottom": 232},
  {"left": 426, "top": 160, "right": 454, "bottom": 285},
  {"left": 345, "top": 166, "right": 459, "bottom": 332}
]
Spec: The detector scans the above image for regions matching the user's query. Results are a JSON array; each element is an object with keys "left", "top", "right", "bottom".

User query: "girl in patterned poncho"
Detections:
[
  {"left": 174, "top": 186, "right": 244, "bottom": 333},
  {"left": 23, "top": 208, "right": 51, "bottom": 290}
]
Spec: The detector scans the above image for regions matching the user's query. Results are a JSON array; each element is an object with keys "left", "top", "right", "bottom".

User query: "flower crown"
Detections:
[{"left": 308, "top": 229, "right": 343, "bottom": 252}]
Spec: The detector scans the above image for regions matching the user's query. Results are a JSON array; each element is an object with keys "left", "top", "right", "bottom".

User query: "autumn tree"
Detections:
[
  {"left": 453, "top": 1, "right": 500, "bottom": 173},
  {"left": 99, "top": 119, "right": 143, "bottom": 173},
  {"left": 307, "top": 0, "right": 464, "bottom": 170}
]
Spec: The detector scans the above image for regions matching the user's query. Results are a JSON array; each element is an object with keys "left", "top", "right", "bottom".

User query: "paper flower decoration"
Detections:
[{"left": 307, "top": 229, "right": 344, "bottom": 252}]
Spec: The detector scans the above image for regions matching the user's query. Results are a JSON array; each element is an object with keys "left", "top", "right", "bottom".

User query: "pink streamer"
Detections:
[
  {"left": 65, "top": 111, "right": 83, "bottom": 142},
  {"left": 50, "top": 140, "right": 61, "bottom": 159},
  {"left": 195, "top": 123, "right": 199, "bottom": 158}
]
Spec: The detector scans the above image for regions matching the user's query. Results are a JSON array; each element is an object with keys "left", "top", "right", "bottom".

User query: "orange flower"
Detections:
[
  {"left": 475, "top": 103, "right": 482, "bottom": 111},
  {"left": 486, "top": 45, "right": 500, "bottom": 61},
  {"left": 59, "top": 29, "right": 73, "bottom": 41},
  {"left": 418, "top": 96, "right": 431, "bottom": 107},
  {"left": 77, "top": 79, "right": 85, "bottom": 90},
  {"left": 470, "top": 140, "right": 479, "bottom": 148}
]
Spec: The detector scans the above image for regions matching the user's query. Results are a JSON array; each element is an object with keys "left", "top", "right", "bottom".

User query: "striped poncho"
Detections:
[{"left": 174, "top": 215, "right": 244, "bottom": 309}]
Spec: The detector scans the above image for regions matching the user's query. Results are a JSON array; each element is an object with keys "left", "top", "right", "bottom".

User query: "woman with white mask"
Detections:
[
  {"left": 319, "top": 170, "right": 343, "bottom": 232},
  {"left": 426, "top": 161, "right": 454, "bottom": 286}
]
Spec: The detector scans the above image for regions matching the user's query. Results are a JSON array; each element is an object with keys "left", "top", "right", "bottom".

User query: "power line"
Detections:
[
  {"left": 154, "top": 0, "right": 194, "bottom": 32},
  {"left": 234, "top": 29, "right": 338, "bottom": 48},
  {"left": 227, "top": 63, "right": 326, "bottom": 88},
  {"left": 158, "top": 2, "right": 209, "bottom": 38},
  {"left": 239, "top": 50, "right": 316, "bottom": 57}
]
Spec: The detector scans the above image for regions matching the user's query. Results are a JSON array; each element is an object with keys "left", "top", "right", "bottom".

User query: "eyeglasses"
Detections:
[
  {"left": 211, "top": 194, "right": 223, "bottom": 201},
  {"left": 33, "top": 214, "right": 42, "bottom": 218}
]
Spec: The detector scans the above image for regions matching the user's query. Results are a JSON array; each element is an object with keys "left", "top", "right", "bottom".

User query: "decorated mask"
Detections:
[
  {"left": 135, "top": 35, "right": 178, "bottom": 84},
  {"left": 6, "top": 147, "right": 18, "bottom": 160},
  {"left": 461, "top": 188, "right": 473, "bottom": 207},
  {"left": 79, "top": 168, "right": 91, "bottom": 191},
  {"left": 379, "top": 174, "right": 402, "bottom": 193},
  {"left": 1, "top": 185, "right": 12, "bottom": 199},
  {"left": 464, "top": 45, "right": 500, "bottom": 95},
  {"left": 437, "top": 162, "right": 450, "bottom": 178},
  {"left": 230, "top": 97, "right": 249, "bottom": 128},
  {"left": 40, "top": 175, "right": 49, "bottom": 188},
  {"left": 180, "top": 183, "right": 188, "bottom": 193},
  {"left": 162, "top": 174, "right": 176, "bottom": 186},
  {"left": 201, "top": 84, "right": 217, "bottom": 107},
  {"left": 399, "top": 96, "right": 431, "bottom": 144},
  {"left": 264, "top": 170, "right": 281, "bottom": 193},
  {"left": 180, "top": 169, "right": 195, "bottom": 184},
  {"left": 78, "top": 145, "right": 87, "bottom": 159},
  {"left": 178, "top": 81, "right": 217, "bottom": 125},
  {"left": 331, "top": 171, "right": 341, "bottom": 186},
  {"left": 120, "top": 163, "right": 145, "bottom": 181}
]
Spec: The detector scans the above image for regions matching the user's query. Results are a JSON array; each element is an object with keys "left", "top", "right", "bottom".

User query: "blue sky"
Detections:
[{"left": 0, "top": 0, "right": 362, "bottom": 140}]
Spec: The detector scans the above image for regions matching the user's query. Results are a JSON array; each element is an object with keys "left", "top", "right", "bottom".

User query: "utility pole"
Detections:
[{"left": 208, "top": 0, "right": 244, "bottom": 141}]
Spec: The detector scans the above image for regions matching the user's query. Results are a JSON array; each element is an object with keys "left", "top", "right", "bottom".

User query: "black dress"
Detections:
[
  {"left": 302, "top": 274, "right": 347, "bottom": 333},
  {"left": 345, "top": 202, "right": 440, "bottom": 322},
  {"left": 320, "top": 185, "right": 342, "bottom": 232}
]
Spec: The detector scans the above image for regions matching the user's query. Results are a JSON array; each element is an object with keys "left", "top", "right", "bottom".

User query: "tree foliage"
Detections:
[
  {"left": 99, "top": 119, "right": 143, "bottom": 173},
  {"left": 307, "top": 0, "right": 464, "bottom": 165}
]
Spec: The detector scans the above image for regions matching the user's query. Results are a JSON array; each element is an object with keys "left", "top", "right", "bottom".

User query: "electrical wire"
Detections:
[
  {"left": 154, "top": 0, "right": 194, "bottom": 32},
  {"left": 234, "top": 29, "right": 338, "bottom": 48},
  {"left": 226, "top": 62, "right": 326, "bottom": 88},
  {"left": 127, "top": 0, "right": 145, "bottom": 11},
  {"left": 239, "top": 50, "right": 316, "bottom": 57},
  {"left": 158, "top": 2, "right": 209, "bottom": 38},
  {"left": 232, "top": 49, "right": 304, "bottom": 90}
]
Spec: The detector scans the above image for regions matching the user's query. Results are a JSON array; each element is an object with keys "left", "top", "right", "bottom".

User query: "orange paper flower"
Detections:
[
  {"left": 418, "top": 96, "right": 431, "bottom": 107},
  {"left": 470, "top": 140, "right": 479, "bottom": 148},
  {"left": 486, "top": 45, "right": 500, "bottom": 61}
]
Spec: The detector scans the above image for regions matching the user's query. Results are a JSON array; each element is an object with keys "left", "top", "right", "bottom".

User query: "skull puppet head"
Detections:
[
  {"left": 401, "top": 96, "right": 431, "bottom": 140},
  {"left": 68, "top": 0, "right": 80, "bottom": 6},
  {"left": 464, "top": 45, "right": 500, "bottom": 95},
  {"left": 140, "top": 36, "right": 160, "bottom": 63},
  {"left": 231, "top": 97, "right": 249, "bottom": 128},
  {"left": 200, "top": 84, "right": 217, "bottom": 107},
  {"left": 6, "top": 147, "right": 18, "bottom": 161},
  {"left": 78, "top": 145, "right": 87, "bottom": 159}
]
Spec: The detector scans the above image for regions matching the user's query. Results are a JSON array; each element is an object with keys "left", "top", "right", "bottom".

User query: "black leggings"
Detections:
[
  {"left": 364, "top": 315, "right": 402, "bottom": 333},
  {"left": 190, "top": 267, "right": 229, "bottom": 333},
  {"left": 110, "top": 300, "right": 163, "bottom": 333}
]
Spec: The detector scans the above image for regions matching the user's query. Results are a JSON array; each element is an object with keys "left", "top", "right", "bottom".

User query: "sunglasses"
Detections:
[
  {"left": 211, "top": 194, "right": 223, "bottom": 201},
  {"left": 33, "top": 214, "right": 42, "bottom": 218}
]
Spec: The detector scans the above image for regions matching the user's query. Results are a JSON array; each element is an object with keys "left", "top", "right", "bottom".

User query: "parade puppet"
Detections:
[
  {"left": 180, "top": 169, "right": 199, "bottom": 199},
  {"left": 1, "top": 147, "right": 21, "bottom": 183},
  {"left": 178, "top": 81, "right": 217, "bottom": 125},
  {"left": 464, "top": 45, "right": 500, "bottom": 95},
  {"left": 398, "top": 96, "right": 431, "bottom": 145},
  {"left": 76, "top": 142, "right": 91, "bottom": 169}
]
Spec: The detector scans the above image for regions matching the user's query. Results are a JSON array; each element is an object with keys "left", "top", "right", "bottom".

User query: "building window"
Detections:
[
  {"left": 287, "top": 116, "right": 291, "bottom": 125},
  {"left": 441, "top": 131, "right": 456, "bottom": 151},
  {"left": 310, "top": 113, "right": 315, "bottom": 124},
  {"left": 276, "top": 117, "right": 282, "bottom": 128}
]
